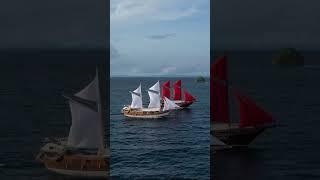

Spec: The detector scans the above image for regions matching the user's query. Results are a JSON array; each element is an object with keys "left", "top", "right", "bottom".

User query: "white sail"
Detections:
[
  {"left": 67, "top": 101, "right": 102, "bottom": 149},
  {"left": 149, "top": 80, "right": 160, "bottom": 92},
  {"left": 130, "top": 84, "right": 143, "bottom": 109},
  {"left": 67, "top": 74, "right": 103, "bottom": 149},
  {"left": 163, "top": 97, "right": 180, "bottom": 111},
  {"left": 148, "top": 81, "right": 160, "bottom": 109},
  {"left": 75, "top": 75, "right": 98, "bottom": 102}
]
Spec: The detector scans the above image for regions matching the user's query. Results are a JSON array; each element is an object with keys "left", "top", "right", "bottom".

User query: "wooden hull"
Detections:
[
  {"left": 122, "top": 107, "right": 170, "bottom": 119},
  {"left": 211, "top": 123, "right": 267, "bottom": 146},
  {"left": 124, "top": 112, "right": 169, "bottom": 118},
  {"left": 43, "top": 154, "right": 108, "bottom": 178}
]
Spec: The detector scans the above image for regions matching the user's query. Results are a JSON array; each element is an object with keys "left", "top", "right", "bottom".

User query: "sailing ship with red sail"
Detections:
[
  {"left": 161, "top": 80, "right": 196, "bottom": 108},
  {"left": 211, "top": 56, "right": 275, "bottom": 147}
]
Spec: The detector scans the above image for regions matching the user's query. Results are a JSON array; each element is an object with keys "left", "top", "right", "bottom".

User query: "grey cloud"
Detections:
[{"left": 147, "top": 33, "right": 176, "bottom": 40}]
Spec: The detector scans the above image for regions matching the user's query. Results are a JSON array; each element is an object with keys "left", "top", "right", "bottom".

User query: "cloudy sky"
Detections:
[
  {"left": 213, "top": 0, "right": 320, "bottom": 50},
  {"left": 0, "top": 0, "right": 106, "bottom": 49},
  {"left": 111, "top": 0, "right": 210, "bottom": 77}
]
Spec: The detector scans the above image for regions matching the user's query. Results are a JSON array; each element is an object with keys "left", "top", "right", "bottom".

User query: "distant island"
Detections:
[
  {"left": 272, "top": 48, "right": 304, "bottom": 66},
  {"left": 195, "top": 76, "right": 206, "bottom": 83}
]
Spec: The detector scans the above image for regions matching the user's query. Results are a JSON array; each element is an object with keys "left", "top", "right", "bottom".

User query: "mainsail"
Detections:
[
  {"left": 233, "top": 89, "right": 273, "bottom": 128},
  {"left": 162, "top": 80, "right": 171, "bottom": 99},
  {"left": 173, "top": 80, "right": 182, "bottom": 100},
  {"left": 148, "top": 81, "right": 161, "bottom": 109},
  {"left": 67, "top": 74, "right": 104, "bottom": 150},
  {"left": 211, "top": 56, "right": 229, "bottom": 123},
  {"left": 130, "top": 84, "right": 143, "bottom": 109},
  {"left": 163, "top": 97, "right": 180, "bottom": 111}
]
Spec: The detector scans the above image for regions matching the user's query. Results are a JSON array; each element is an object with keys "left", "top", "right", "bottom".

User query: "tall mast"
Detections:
[{"left": 96, "top": 66, "right": 106, "bottom": 156}]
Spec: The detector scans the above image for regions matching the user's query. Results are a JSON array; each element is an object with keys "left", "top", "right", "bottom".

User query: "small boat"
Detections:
[
  {"left": 161, "top": 80, "right": 196, "bottom": 108},
  {"left": 36, "top": 68, "right": 109, "bottom": 177},
  {"left": 122, "top": 81, "right": 180, "bottom": 119},
  {"left": 210, "top": 56, "right": 275, "bottom": 147}
]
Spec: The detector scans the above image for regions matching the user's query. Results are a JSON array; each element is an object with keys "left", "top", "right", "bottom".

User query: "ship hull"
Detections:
[
  {"left": 122, "top": 106, "right": 170, "bottom": 119},
  {"left": 43, "top": 154, "right": 108, "bottom": 178},
  {"left": 123, "top": 111, "right": 170, "bottom": 119},
  {"left": 211, "top": 123, "right": 268, "bottom": 146},
  {"left": 174, "top": 100, "right": 194, "bottom": 108}
]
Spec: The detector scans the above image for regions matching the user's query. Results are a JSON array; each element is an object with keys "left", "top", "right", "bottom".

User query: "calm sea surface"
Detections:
[
  {"left": 212, "top": 51, "right": 320, "bottom": 180},
  {"left": 110, "top": 77, "right": 210, "bottom": 179}
]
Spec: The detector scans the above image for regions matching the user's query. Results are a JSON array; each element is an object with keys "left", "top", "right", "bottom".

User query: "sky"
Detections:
[
  {"left": 110, "top": 0, "right": 210, "bottom": 77},
  {"left": 0, "top": 0, "right": 106, "bottom": 49},
  {"left": 212, "top": 0, "right": 320, "bottom": 50}
]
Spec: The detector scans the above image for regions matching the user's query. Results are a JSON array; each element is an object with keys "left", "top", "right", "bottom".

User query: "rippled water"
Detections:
[
  {"left": 110, "top": 77, "right": 210, "bottom": 179},
  {"left": 212, "top": 51, "right": 320, "bottom": 180}
]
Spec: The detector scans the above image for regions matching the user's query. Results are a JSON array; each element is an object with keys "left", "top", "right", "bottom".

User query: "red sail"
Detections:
[
  {"left": 173, "top": 80, "right": 182, "bottom": 100},
  {"left": 211, "top": 56, "right": 229, "bottom": 123},
  {"left": 184, "top": 90, "right": 196, "bottom": 102},
  {"left": 162, "top": 80, "right": 171, "bottom": 99},
  {"left": 234, "top": 89, "right": 273, "bottom": 128}
]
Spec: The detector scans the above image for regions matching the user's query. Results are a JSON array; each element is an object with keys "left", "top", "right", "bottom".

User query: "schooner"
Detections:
[{"left": 122, "top": 81, "right": 180, "bottom": 118}]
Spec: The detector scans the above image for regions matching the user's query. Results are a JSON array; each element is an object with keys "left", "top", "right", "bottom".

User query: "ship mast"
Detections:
[{"left": 96, "top": 67, "right": 106, "bottom": 156}]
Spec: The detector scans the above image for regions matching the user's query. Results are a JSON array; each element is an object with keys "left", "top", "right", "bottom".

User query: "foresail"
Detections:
[
  {"left": 233, "top": 89, "right": 273, "bottom": 128},
  {"left": 184, "top": 90, "right": 196, "bottom": 101},
  {"left": 163, "top": 97, "right": 180, "bottom": 110},
  {"left": 67, "top": 100, "right": 103, "bottom": 149}
]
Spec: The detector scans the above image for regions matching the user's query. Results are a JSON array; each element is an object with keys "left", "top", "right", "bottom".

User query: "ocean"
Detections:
[
  {"left": 212, "top": 51, "right": 320, "bottom": 180},
  {"left": 0, "top": 50, "right": 106, "bottom": 180},
  {"left": 110, "top": 77, "right": 210, "bottom": 179},
  {"left": 1, "top": 50, "right": 317, "bottom": 179}
]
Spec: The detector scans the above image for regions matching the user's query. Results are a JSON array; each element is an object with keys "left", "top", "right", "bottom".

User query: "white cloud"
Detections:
[
  {"left": 111, "top": 0, "right": 201, "bottom": 24},
  {"left": 160, "top": 66, "right": 177, "bottom": 74}
]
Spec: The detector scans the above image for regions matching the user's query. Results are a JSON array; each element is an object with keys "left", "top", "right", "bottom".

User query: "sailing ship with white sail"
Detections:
[
  {"left": 36, "top": 68, "right": 108, "bottom": 177},
  {"left": 210, "top": 56, "right": 275, "bottom": 147},
  {"left": 161, "top": 80, "right": 196, "bottom": 108},
  {"left": 122, "top": 81, "right": 180, "bottom": 119}
]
